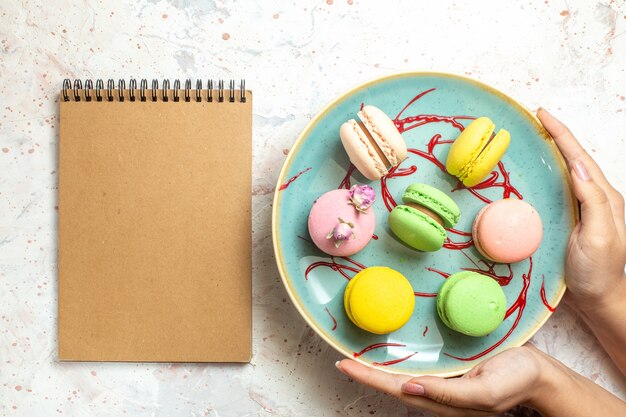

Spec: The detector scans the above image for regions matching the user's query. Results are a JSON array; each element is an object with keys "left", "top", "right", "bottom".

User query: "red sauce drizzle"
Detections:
[
  {"left": 338, "top": 164, "right": 356, "bottom": 189},
  {"left": 393, "top": 88, "right": 474, "bottom": 133},
  {"left": 456, "top": 250, "right": 515, "bottom": 286},
  {"left": 373, "top": 352, "right": 418, "bottom": 367},
  {"left": 414, "top": 291, "right": 438, "bottom": 298},
  {"left": 423, "top": 326, "right": 429, "bottom": 337},
  {"left": 425, "top": 267, "right": 450, "bottom": 279},
  {"left": 452, "top": 161, "right": 523, "bottom": 204},
  {"left": 325, "top": 307, "right": 338, "bottom": 331},
  {"left": 304, "top": 256, "right": 365, "bottom": 281},
  {"left": 279, "top": 167, "right": 312, "bottom": 191},
  {"left": 540, "top": 275, "right": 556, "bottom": 312},
  {"left": 380, "top": 164, "right": 418, "bottom": 211},
  {"left": 372, "top": 234, "right": 379, "bottom": 240},
  {"left": 354, "top": 342, "right": 406, "bottom": 358},
  {"left": 443, "top": 228, "right": 474, "bottom": 250}
]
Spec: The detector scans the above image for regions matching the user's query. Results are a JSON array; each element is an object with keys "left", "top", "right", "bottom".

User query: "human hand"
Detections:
[
  {"left": 336, "top": 345, "right": 556, "bottom": 417},
  {"left": 536, "top": 108, "right": 626, "bottom": 311}
]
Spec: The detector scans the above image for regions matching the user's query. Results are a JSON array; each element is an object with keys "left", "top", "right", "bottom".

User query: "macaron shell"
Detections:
[
  {"left": 358, "top": 105, "right": 407, "bottom": 166},
  {"left": 345, "top": 267, "right": 415, "bottom": 334},
  {"left": 340, "top": 120, "right": 387, "bottom": 181},
  {"left": 436, "top": 271, "right": 474, "bottom": 329},
  {"left": 472, "top": 199, "right": 543, "bottom": 263},
  {"left": 343, "top": 272, "right": 361, "bottom": 325},
  {"left": 441, "top": 273, "right": 507, "bottom": 337},
  {"left": 446, "top": 117, "right": 494, "bottom": 177},
  {"left": 308, "top": 189, "right": 376, "bottom": 257},
  {"left": 402, "top": 183, "right": 461, "bottom": 228},
  {"left": 389, "top": 205, "right": 446, "bottom": 252},
  {"left": 461, "top": 128, "right": 511, "bottom": 187}
]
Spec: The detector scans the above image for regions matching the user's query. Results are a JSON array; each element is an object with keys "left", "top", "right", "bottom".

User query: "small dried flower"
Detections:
[
  {"left": 326, "top": 217, "right": 356, "bottom": 248},
  {"left": 348, "top": 184, "right": 376, "bottom": 212}
]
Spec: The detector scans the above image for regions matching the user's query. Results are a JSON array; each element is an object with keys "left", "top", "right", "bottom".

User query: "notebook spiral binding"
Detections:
[{"left": 62, "top": 78, "right": 247, "bottom": 103}]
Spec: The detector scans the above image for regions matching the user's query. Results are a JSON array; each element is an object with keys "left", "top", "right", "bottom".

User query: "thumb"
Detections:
[
  {"left": 570, "top": 159, "right": 616, "bottom": 235},
  {"left": 402, "top": 375, "right": 492, "bottom": 410}
]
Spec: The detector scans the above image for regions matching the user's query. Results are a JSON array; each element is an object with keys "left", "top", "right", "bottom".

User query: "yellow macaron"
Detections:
[
  {"left": 344, "top": 267, "right": 415, "bottom": 334},
  {"left": 446, "top": 117, "right": 510, "bottom": 187}
]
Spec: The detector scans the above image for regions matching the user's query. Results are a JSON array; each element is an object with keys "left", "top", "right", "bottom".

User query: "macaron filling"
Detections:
[
  {"left": 394, "top": 205, "right": 447, "bottom": 238},
  {"left": 346, "top": 119, "right": 388, "bottom": 177},
  {"left": 402, "top": 185, "right": 461, "bottom": 228},
  {"left": 459, "top": 129, "right": 509, "bottom": 184},
  {"left": 356, "top": 121, "right": 391, "bottom": 168},
  {"left": 358, "top": 110, "right": 397, "bottom": 167},
  {"left": 405, "top": 202, "right": 444, "bottom": 227}
]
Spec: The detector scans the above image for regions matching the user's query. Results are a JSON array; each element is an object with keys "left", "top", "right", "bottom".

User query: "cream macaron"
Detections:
[{"left": 340, "top": 105, "right": 408, "bottom": 181}]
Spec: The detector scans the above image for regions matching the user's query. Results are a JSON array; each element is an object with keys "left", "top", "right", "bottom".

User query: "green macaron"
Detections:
[
  {"left": 436, "top": 271, "right": 507, "bottom": 337},
  {"left": 388, "top": 183, "right": 460, "bottom": 252}
]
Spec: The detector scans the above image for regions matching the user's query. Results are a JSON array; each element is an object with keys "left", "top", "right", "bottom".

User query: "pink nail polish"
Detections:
[
  {"left": 573, "top": 160, "right": 591, "bottom": 181},
  {"left": 538, "top": 106, "right": 552, "bottom": 116},
  {"left": 401, "top": 382, "right": 425, "bottom": 396}
]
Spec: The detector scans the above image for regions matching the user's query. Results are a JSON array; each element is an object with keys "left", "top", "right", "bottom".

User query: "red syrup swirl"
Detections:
[
  {"left": 380, "top": 164, "right": 418, "bottom": 211},
  {"left": 452, "top": 161, "right": 523, "bottom": 204},
  {"left": 354, "top": 342, "right": 406, "bottom": 358},
  {"left": 325, "top": 307, "right": 338, "bottom": 331},
  {"left": 444, "top": 228, "right": 474, "bottom": 250},
  {"left": 338, "top": 164, "right": 356, "bottom": 189},
  {"left": 423, "top": 326, "right": 429, "bottom": 337},
  {"left": 454, "top": 249, "right": 515, "bottom": 286},
  {"left": 540, "top": 275, "right": 556, "bottom": 312},
  {"left": 425, "top": 267, "right": 450, "bottom": 279},
  {"left": 372, "top": 234, "right": 379, "bottom": 240},
  {"left": 414, "top": 291, "right": 438, "bottom": 298},
  {"left": 304, "top": 256, "right": 365, "bottom": 281},
  {"left": 279, "top": 167, "right": 312, "bottom": 191},
  {"left": 373, "top": 352, "right": 418, "bottom": 367}
]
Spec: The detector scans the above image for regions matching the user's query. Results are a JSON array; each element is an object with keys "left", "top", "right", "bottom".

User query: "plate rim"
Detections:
[{"left": 271, "top": 70, "right": 578, "bottom": 377}]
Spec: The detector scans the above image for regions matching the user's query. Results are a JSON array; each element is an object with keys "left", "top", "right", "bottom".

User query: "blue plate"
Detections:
[{"left": 272, "top": 72, "right": 577, "bottom": 376}]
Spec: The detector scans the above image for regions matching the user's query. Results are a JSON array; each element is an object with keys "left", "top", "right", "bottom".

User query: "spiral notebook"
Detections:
[{"left": 58, "top": 79, "right": 252, "bottom": 362}]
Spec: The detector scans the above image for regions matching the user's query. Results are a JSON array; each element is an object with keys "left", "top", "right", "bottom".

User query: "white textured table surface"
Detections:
[{"left": 1, "top": 1, "right": 625, "bottom": 416}]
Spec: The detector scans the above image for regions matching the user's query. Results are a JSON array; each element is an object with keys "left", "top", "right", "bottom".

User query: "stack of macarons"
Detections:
[{"left": 303, "top": 105, "right": 544, "bottom": 338}]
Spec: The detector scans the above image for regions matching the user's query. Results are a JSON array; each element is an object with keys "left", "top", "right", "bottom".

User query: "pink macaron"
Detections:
[
  {"left": 308, "top": 186, "right": 376, "bottom": 257},
  {"left": 472, "top": 199, "right": 543, "bottom": 264}
]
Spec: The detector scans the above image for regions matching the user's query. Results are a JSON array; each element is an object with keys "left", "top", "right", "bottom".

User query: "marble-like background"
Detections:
[{"left": 0, "top": 0, "right": 625, "bottom": 416}]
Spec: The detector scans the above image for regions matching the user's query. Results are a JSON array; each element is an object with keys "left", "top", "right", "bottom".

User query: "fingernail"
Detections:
[
  {"left": 536, "top": 106, "right": 545, "bottom": 115},
  {"left": 335, "top": 361, "right": 341, "bottom": 369},
  {"left": 573, "top": 160, "right": 591, "bottom": 181},
  {"left": 401, "top": 382, "right": 425, "bottom": 396}
]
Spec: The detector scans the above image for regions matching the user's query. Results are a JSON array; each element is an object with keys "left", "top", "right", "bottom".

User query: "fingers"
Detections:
[
  {"left": 570, "top": 163, "right": 617, "bottom": 238},
  {"left": 405, "top": 375, "right": 495, "bottom": 411},
  {"left": 537, "top": 107, "right": 625, "bottom": 234},
  {"left": 336, "top": 359, "right": 404, "bottom": 395},
  {"left": 336, "top": 360, "right": 482, "bottom": 417},
  {"left": 537, "top": 108, "right": 605, "bottom": 179}
]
